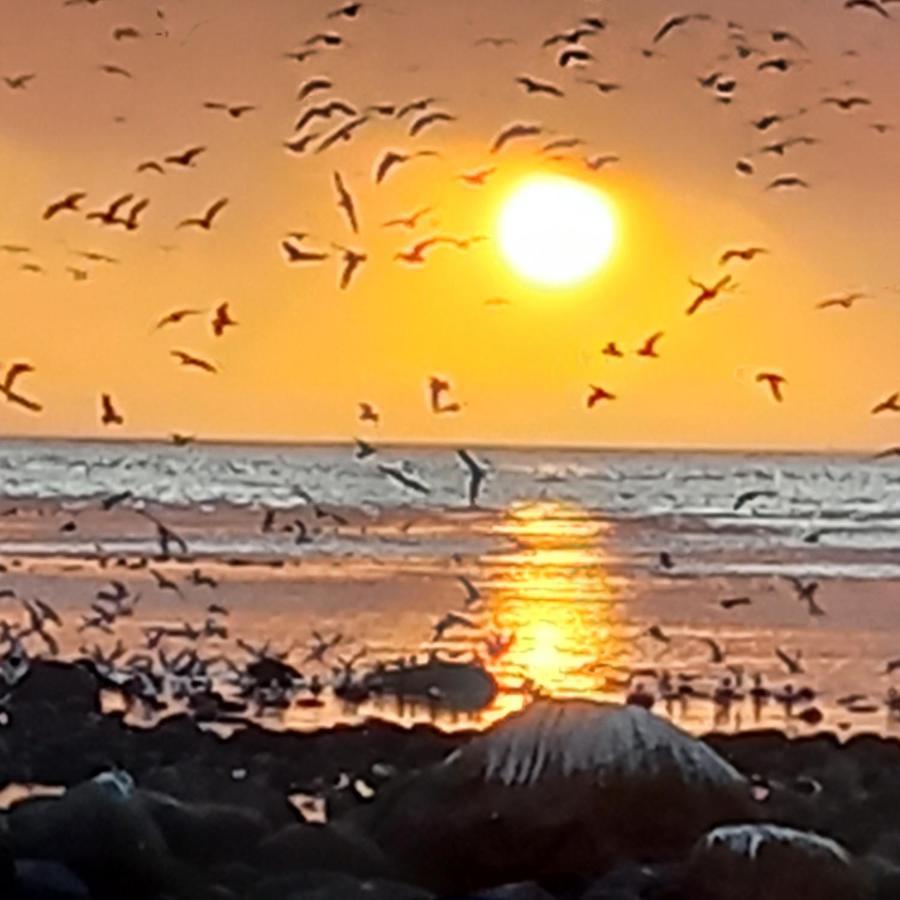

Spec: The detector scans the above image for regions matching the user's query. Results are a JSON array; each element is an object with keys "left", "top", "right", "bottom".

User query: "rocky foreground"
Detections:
[{"left": 3, "top": 662, "right": 900, "bottom": 898}]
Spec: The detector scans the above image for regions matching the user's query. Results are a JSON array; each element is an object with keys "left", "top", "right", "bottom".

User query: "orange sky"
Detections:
[{"left": 0, "top": 0, "right": 898, "bottom": 450}]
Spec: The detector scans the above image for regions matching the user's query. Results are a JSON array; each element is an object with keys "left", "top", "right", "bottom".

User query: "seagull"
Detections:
[
  {"left": 457, "top": 449, "right": 488, "bottom": 506},
  {"left": 490, "top": 122, "right": 543, "bottom": 154},
  {"left": 295, "top": 100, "right": 357, "bottom": 132},
  {"left": 687, "top": 275, "right": 734, "bottom": 315},
  {"left": 359, "top": 402, "right": 379, "bottom": 423},
  {"left": 378, "top": 464, "right": 431, "bottom": 495},
  {"left": 332, "top": 244, "right": 367, "bottom": 289},
  {"left": 296, "top": 78, "right": 333, "bottom": 101},
  {"left": 409, "top": 111, "right": 456, "bottom": 137},
  {"left": 756, "top": 372, "right": 787, "bottom": 402},
  {"left": 585, "top": 154, "right": 620, "bottom": 171},
  {"left": 203, "top": 101, "right": 257, "bottom": 119},
  {"left": 579, "top": 78, "right": 622, "bottom": 94},
  {"left": 872, "top": 392, "right": 900, "bottom": 414},
  {"left": 787, "top": 577, "right": 825, "bottom": 616},
  {"left": 587, "top": 385, "right": 616, "bottom": 408},
  {"left": 154, "top": 309, "right": 204, "bottom": 331},
  {"left": 431, "top": 611, "right": 476, "bottom": 642},
  {"left": 171, "top": 351, "right": 217, "bottom": 374},
  {"left": 734, "top": 489, "right": 778, "bottom": 511},
  {"left": 458, "top": 168, "right": 497, "bottom": 187},
  {"left": 602, "top": 342, "right": 624, "bottom": 358},
  {"left": 382, "top": 206, "right": 433, "bottom": 228},
  {"left": 100, "top": 394, "right": 124, "bottom": 426},
  {"left": 699, "top": 637, "right": 726, "bottom": 663},
  {"left": 817, "top": 292, "right": 867, "bottom": 310},
  {"left": 164, "top": 146, "right": 207, "bottom": 168},
  {"left": 652, "top": 13, "right": 712, "bottom": 44},
  {"left": 646, "top": 624, "right": 671, "bottom": 644},
  {"left": 558, "top": 48, "right": 593, "bottom": 68},
  {"left": 374, "top": 150, "right": 439, "bottom": 185},
  {"left": 844, "top": 0, "right": 890, "bottom": 17},
  {"left": 775, "top": 647, "right": 804, "bottom": 674},
  {"left": 86, "top": 193, "right": 135, "bottom": 227},
  {"left": 149, "top": 568, "right": 183, "bottom": 597},
  {"left": 456, "top": 575, "right": 481, "bottom": 606},
  {"left": 137, "top": 160, "right": 165, "bottom": 175},
  {"left": 315, "top": 115, "right": 370, "bottom": 154},
  {"left": 284, "top": 132, "right": 322, "bottom": 154},
  {"left": 516, "top": 76, "right": 564, "bottom": 97},
  {"left": 44, "top": 192, "right": 87, "bottom": 220},
  {"left": 177, "top": 198, "right": 229, "bottom": 230},
  {"left": 719, "top": 247, "right": 768, "bottom": 265},
  {"left": 637, "top": 333, "right": 664, "bottom": 359},
  {"left": 99, "top": 63, "right": 132, "bottom": 78},
  {"left": 282, "top": 241, "right": 329, "bottom": 264},
  {"left": 0, "top": 363, "right": 42, "bottom": 413},
  {"left": 211, "top": 302, "right": 237, "bottom": 337},
  {"left": 4, "top": 74, "right": 36, "bottom": 90},
  {"left": 822, "top": 95, "right": 871, "bottom": 111},
  {"left": 766, "top": 175, "right": 810, "bottom": 190},
  {"left": 428, "top": 376, "right": 460, "bottom": 414},
  {"left": 333, "top": 172, "right": 359, "bottom": 233},
  {"left": 354, "top": 438, "right": 376, "bottom": 460}
]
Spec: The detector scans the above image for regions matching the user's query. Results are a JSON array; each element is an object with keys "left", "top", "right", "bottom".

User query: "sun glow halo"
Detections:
[{"left": 498, "top": 175, "right": 616, "bottom": 287}]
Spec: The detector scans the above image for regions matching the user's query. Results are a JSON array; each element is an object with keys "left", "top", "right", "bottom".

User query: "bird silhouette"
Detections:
[
  {"left": 99, "top": 64, "right": 132, "bottom": 78},
  {"left": 333, "top": 172, "right": 359, "bottom": 233},
  {"left": 579, "top": 78, "right": 622, "bottom": 94},
  {"left": 587, "top": 385, "right": 616, "bottom": 407},
  {"left": 374, "top": 150, "right": 439, "bottom": 184},
  {"left": 719, "top": 247, "right": 768, "bottom": 265},
  {"left": 687, "top": 275, "right": 734, "bottom": 315},
  {"left": 354, "top": 438, "right": 376, "bottom": 460},
  {"left": 516, "top": 76, "right": 564, "bottom": 97},
  {"left": 328, "top": 2, "right": 363, "bottom": 17},
  {"left": 359, "top": 402, "right": 379, "bottom": 424},
  {"left": 305, "top": 32, "right": 343, "bottom": 47},
  {"left": 113, "top": 26, "right": 141, "bottom": 40},
  {"left": 4, "top": 74, "right": 36, "bottom": 90},
  {"left": 543, "top": 27, "right": 597, "bottom": 47},
  {"left": 164, "top": 146, "right": 207, "bottom": 168},
  {"left": 204, "top": 101, "right": 256, "bottom": 118},
  {"left": 652, "top": 13, "right": 712, "bottom": 44},
  {"left": 394, "top": 236, "right": 471, "bottom": 264},
  {"left": 44, "top": 192, "right": 87, "bottom": 220},
  {"left": 758, "top": 57, "right": 801, "bottom": 73},
  {"left": 283, "top": 132, "right": 322, "bottom": 154},
  {"left": 429, "top": 376, "right": 461, "bottom": 414},
  {"left": 558, "top": 48, "right": 593, "bottom": 67},
  {"left": 171, "top": 351, "right": 217, "bottom": 373},
  {"left": 0, "top": 363, "right": 41, "bottom": 412},
  {"left": 756, "top": 372, "right": 787, "bottom": 402},
  {"left": 720, "top": 596, "right": 753, "bottom": 610},
  {"left": 845, "top": 0, "right": 890, "bottom": 16},
  {"left": 872, "top": 392, "right": 900, "bottom": 414},
  {"left": 585, "top": 154, "right": 620, "bottom": 170},
  {"left": 699, "top": 637, "right": 726, "bottom": 663},
  {"left": 121, "top": 198, "right": 150, "bottom": 231},
  {"left": 297, "top": 78, "right": 333, "bottom": 101},
  {"left": 458, "top": 168, "right": 497, "bottom": 186},
  {"left": 211, "top": 302, "right": 237, "bottom": 336},
  {"left": 332, "top": 244, "right": 367, "bottom": 289},
  {"left": 735, "top": 159, "right": 755, "bottom": 176},
  {"left": 177, "top": 198, "right": 229, "bottom": 230},
  {"left": 409, "top": 111, "right": 456, "bottom": 137},
  {"left": 66, "top": 267, "right": 88, "bottom": 281},
  {"left": 823, "top": 95, "right": 871, "bottom": 111},
  {"left": 382, "top": 206, "right": 433, "bottom": 228},
  {"left": 431, "top": 611, "right": 476, "bottom": 642},
  {"left": 378, "top": 464, "right": 431, "bottom": 494},
  {"left": 457, "top": 449, "right": 488, "bottom": 506},
  {"left": 154, "top": 309, "right": 204, "bottom": 331},
  {"left": 295, "top": 100, "right": 357, "bottom": 132},
  {"left": 490, "top": 122, "right": 543, "bottom": 154},
  {"left": 456, "top": 575, "right": 481, "bottom": 606},
  {"left": 602, "top": 341, "right": 624, "bottom": 358},
  {"left": 476, "top": 36, "right": 517, "bottom": 48},
  {"left": 816, "top": 292, "right": 866, "bottom": 310},
  {"left": 100, "top": 393, "right": 123, "bottom": 426},
  {"left": 282, "top": 241, "right": 329, "bottom": 264},
  {"left": 637, "top": 333, "right": 664, "bottom": 358},
  {"left": 315, "top": 115, "right": 370, "bottom": 154},
  {"left": 86, "top": 193, "right": 135, "bottom": 226},
  {"left": 136, "top": 160, "right": 165, "bottom": 175},
  {"left": 775, "top": 647, "right": 804, "bottom": 674}
]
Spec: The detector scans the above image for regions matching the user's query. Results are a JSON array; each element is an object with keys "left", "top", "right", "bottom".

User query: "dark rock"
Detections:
[
  {"left": 366, "top": 661, "right": 498, "bottom": 711},
  {"left": 10, "top": 662, "right": 100, "bottom": 717},
  {"left": 465, "top": 882, "right": 557, "bottom": 899},
  {"left": 353, "top": 700, "right": 755, "bottom": 893},
  {"left": 256, "top": 821, "right": 392, "bottom": 879},
  {"left": 246, "top": 871, "right": 433, "bottom": 900}
]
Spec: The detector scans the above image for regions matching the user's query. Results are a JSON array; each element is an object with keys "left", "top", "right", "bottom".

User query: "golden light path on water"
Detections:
[{"left": 480, "top": 500, "right": 627, "bottom": 720}]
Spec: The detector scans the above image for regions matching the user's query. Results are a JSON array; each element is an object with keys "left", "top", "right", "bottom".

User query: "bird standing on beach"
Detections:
[{"left": 457, "top": 449, "right": 488, "bottom": 506}]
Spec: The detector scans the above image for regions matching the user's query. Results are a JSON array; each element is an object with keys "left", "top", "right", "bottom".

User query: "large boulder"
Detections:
[
  {"left": 352, "top": 700, "right": 755, "bottom": 893},
  {"left": 680, "top": 823, "right": 863, "bottom": 900},
  {"left": 6, "top": 772, "right": 171, "bottom": 899},
  {"left": 366, "top": 660, "right": 497, "bottom": 711}
]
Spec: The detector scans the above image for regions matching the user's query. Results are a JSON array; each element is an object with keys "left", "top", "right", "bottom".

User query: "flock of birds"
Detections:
[
  {"left": 0, "top": 1, "right": 898, "bottom": 729},
  {"left": 0, "top": 0, "right": 897, "bottom": 431}
]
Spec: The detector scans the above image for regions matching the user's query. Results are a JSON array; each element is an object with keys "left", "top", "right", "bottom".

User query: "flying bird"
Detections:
[
  {"left": 0, "top": 363, "right": 42, "bottom": 412},
  {"left": 171, "top": 351, "right": 217, "bottom": 373},
  {"left": 579, "top": 78, "right": 622, "bottom": 94},
  {"left": 585, "top": 154, "right": 620, "bottom": 171},
  {"left": 822, "top": 95, "right": 871, "bottom": 111},
  {"left": 327, "top": 2, "right": 363, "bottom": 17},
  {"left": 456, "top": 575, "right": 481, "bottom": 606},
  {"left": 816, "top": 292, "right": 866, "bottom": 310},
  {"left": 211, "top": 302, "right": 237, "bottom": 336},
  {"left": 775, "top": 647, "right": 804, "bottom": 675},
  {"left": 86, "top": 193, "right": 135, "bottom": 227},
  {"left": 113, "top": 26, "right": 141, "bottom": 40},
  {"left": 164, "top": 146, "right": 207, "bottom": 168},
  {"left": 458, "top": 168, "right": 497, "bottom": 186},
  {"left": 359, "top": 402, "right": 379, "bottom": 424},
  {"left": 4, "top": 74, "right": 36, "bottom": 90},
  {"left": 44, "top": 192, "right": 87, "bottom": 220},
  {"left": 490, "top": 122, "right": 543, "bottom": 154},
  {"left": 637, "top": 333, "right": 664, "bottom": 358},
  {"left": 558, "top": 48, "right": 593, "bottom": 68},
  {"left": 378, "top": 464, "right": 431, "bottom": 495},
  {"left": 315, "top": 115, "right": 370, "bottom": 154},
  {"left": 100, "top": 394, "right": 123, "bottom": 426},
  {"left": 457, "top": 449, "right": 488, "bottom": 506},
  {"left": 516, "top": 76, "right": 564, "bottom": 97},
  {"left": 687, "top": 275, "right": 734, "bottom": 315},
  {"left": 296, "top": 78, "right": 333, "bottom": 101},
  {"left": 766, "top": 175, "right": 810, "bottom": 190},
  {"left": 305, "top": 32, "right": 343, "bottom": 47},
  {"left": 409, "top": 111, "right": 456, "bottom": 137},
  {"left": 332, "top": 244, "right": 367, "bottom": 289},
  {"left": 154, "top": 309, "right": 204, "bottom": 331},
  {"left": 382, "top": 206, "right": 433, "bottom": 228},
  {"left": 282, "top": 241, "right": 329, "bottom": 263},
  {"left": 295, "top": 100, "right": 357, "bottom": 132},
  {"left": 137, "top": 160, "right": 165, "bottom": 175},
  {"left": 333, "top": 172, "right": 359, "bottom": 233},
  {"left": 429, "top": 376, "right": 461, "bottom": 414},
  {"left": 203, "top": 101, "right": 256, "bottom": 118},
  {"left": 844, "top": 0, "right": 890, "bottom": 16},
  {"left": 652, "top": 13, "right": 712, "bottom": 44},
  {"left": 99, "top": 64, "right": 132, "bottom": 78},
  {"left": 719, "top": 247, "right": 768, "bottom": 265},
  {"left": 177, "top": 198, "right": 229, "bottom": 230},
  {"left": 872, "top": 392, "right": 900, "bottom": 415},
  {"left": 284, "top": 132, "right": 322, "bottom": 155},
  {"left": 374, "top": 150, "right": 439, "bottom": 184},
  {"left": 602, "top": 342, "right": 624, "bottom": 358},
  {"left": 354, "top": 438, "right": 376, "bottom": 460},
  {"left": 756, "top": 372, "right": 787, "bottom": 402},
  {"left": 587, "top": 385, "right": 616, "bottom": 407}
]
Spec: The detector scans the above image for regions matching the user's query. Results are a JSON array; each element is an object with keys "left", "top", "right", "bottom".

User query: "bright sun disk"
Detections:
[{"left": 498, "top": 175, "right": 616, "bottom": 287}]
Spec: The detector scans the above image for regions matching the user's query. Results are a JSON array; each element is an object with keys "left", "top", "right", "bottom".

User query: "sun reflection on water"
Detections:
[{"left": 481, "top": 500, "right": 627, "bottom": 716}]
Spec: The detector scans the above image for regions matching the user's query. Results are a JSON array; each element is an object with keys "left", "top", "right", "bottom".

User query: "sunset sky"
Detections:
[{"left": 1, "top": 0, "right": 898, "bottom": 450}]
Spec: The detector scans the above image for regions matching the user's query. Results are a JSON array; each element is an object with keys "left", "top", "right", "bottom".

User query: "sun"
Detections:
[{"left": 498, "top": 175, "right": 617, "bottom": 287}]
